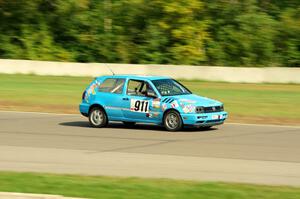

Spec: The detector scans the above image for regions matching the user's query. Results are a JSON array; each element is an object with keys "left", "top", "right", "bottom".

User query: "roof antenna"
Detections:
[{"left": 106, "top": 64, "right": 115, "bottom": 75}]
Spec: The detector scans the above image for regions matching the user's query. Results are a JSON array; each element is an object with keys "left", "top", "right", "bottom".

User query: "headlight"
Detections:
[
  {"left": 220, "top": 105, "right": 224, "bottom": 111},
  {"left": 195, "top": 106, "right": 204, "bottom": 113}
]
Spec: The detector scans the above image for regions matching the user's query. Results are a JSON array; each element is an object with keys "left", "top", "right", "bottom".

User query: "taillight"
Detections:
[{"left": 82, "top": 91, "right": 86, "bottom": 100}]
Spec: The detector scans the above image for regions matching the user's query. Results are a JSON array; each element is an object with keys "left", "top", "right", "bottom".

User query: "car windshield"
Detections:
[{"left": 152, "top": 79, "right": 192, "bottom": 96}]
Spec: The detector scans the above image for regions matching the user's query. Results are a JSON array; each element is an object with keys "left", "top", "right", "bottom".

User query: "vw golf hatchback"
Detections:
[{"left": 80, "top": 75, "right": 227, "bottom": 131}]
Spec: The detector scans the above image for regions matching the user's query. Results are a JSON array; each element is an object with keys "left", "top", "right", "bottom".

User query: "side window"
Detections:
[
  {"left": 127, "top": 79, "right": 155, "bottom": 96},
  {"left": 98, "top": 78, "right": 125, "bottom": 94}
]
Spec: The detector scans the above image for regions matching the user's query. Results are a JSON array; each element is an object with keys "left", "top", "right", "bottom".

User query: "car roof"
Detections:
[{"left": 97, "top": 75, "right": 171, "bottom": 81}]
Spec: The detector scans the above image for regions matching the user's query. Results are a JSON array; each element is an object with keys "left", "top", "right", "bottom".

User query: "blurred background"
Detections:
[
  {"left": 0, "top": 0, "right": 299, "bottom": 67},
  {"left": 0, "top": 1, "right": 300, "bottom": 198},
  {"left": 0, "top": 0, "right": 299, "bottom": 126}
]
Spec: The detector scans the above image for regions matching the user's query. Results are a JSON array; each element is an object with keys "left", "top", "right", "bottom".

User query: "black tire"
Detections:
[
  {"left": 163, "top": 110, "right": 183, "bottom": 132},
  {"left": 88, "top": 107, "right": 108, "bottom": 128},
  {"left": 123, "top": 121, "right": 136, "bottom": 127}
]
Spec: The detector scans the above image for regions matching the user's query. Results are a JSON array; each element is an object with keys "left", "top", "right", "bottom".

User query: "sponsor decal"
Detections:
[
  {"left": 147, "top": 112, "right": 160, "bottom": 118},
  {"left": 179, "top": 102, "right": 185, "bottom": 108},
  {"left": 85, "top": 80, "right": 101, "bottom": 102},
  {"left": 182, "top": 104, "right": 196, "bottom": 113},
  {"left": 152, "top": 112, "right": 159, "bottom": 117},
  {"left": 212, "top": 114, "right": 223, "bottom": 119},
  {"left": 84, "top": 93, "right": 89, "bottom": 102},
  {"left": 152, "top": 98, "right": 161, "bottom": 109},
  {"left": 130, "top": 99, "right": 149, "bottom": 113},
  {"left": 171, "top": 100, "right": 179, "bottom": 108},
  {"left": 161, "top": 103, "right": 167, "bottom": 111}
]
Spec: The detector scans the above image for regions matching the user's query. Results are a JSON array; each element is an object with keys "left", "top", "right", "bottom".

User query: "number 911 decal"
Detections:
[{"left": 130, "top": 99, "right": 149, "bottom": 113}]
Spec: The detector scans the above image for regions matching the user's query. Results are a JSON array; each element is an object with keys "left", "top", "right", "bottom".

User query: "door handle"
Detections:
[{"left": 122, "top": 97, "right": 129, "bottom": 101}]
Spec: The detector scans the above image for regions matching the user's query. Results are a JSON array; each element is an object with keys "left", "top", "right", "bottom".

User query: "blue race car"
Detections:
[{"left": 79, "top": 75, "right": 227, "bottom": 131}]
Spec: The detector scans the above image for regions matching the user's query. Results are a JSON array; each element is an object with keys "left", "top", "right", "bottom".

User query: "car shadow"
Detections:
[{"left": 59, "top": 121, "right": 218, "bottom": 132}]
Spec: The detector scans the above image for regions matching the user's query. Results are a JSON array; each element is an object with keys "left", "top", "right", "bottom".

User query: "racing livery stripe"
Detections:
[
  {"left": 168, "top": 99, "right": 174, "bottom": 103},
  {"left": 105, "top": 106, "right": 160, "bottom": 114},
  {"left": 105, "top": 106, "right": 131, "bottom": 111},
  {"left": 165, "top": 98, "right": 173, "bottom": 103}
]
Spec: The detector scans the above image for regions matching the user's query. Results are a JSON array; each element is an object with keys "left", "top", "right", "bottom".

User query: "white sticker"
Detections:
[
  {"left": 171, "top": 100, "right": 179, "bottom": 108},
  {"left": 182, "top": 104, "right": 195, "bottom": 113},
  {"left": 130, "top": 99, "right": 149, "bottom": 113},
  {"left": 152, "top": 101, "right": 161, "bottom": 109},
  {"left": 212, "top": 115, "right": 222, "bottom": 119}
]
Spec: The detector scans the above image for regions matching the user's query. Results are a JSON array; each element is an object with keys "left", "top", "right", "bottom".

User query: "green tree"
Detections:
[
  {"left": 111, "top": 0, "right": 207, "bottom": 64},
  {"left": 275, "top": 8, "right": 300, "bottom": 67},
  {"left": 0, "top": 0, "right": 299, "bottom": 67},
  {"left": 204, "top": 0, "right": 278, "bottom": 66}
]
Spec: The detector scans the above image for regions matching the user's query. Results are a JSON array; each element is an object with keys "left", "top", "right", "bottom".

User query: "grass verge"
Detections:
[
  {"left": 0, "top": 171, "right": 299, "bottom": 199},
  {"left": 0, "top": 74, "right": 299, "bottom": 125}
]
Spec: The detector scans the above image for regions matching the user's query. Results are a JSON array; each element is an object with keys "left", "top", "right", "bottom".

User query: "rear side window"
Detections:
[{"left": 98, "top": 78, "right": 125, "bottom": 94}]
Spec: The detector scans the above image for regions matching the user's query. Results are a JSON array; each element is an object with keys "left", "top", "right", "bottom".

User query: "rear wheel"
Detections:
[
  {"left": 163, "top": 110, "right": 183, "bottom": 131},
  {"left": 88, "top": 107, "right": 108, "bottom": 128}
]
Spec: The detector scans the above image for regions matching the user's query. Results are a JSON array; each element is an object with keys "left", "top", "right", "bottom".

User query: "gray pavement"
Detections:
[{"left": 0, "top": 111, "right": 300, "bottom": 186}]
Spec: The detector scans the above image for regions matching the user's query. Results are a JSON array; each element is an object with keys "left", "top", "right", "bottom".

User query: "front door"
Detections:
[{"left": 122, "top": 79, "right": 158, "bottom": 122}]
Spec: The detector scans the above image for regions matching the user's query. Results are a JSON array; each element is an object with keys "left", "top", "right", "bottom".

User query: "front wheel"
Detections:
[
  {"left": 89, "top": 107, "right": 108, "bottom": 128},
  {"left": 163, "top": 110, "right": 183, "bottom": 132}
]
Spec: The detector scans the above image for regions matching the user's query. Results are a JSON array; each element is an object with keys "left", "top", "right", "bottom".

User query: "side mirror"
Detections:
[{"left": 147, "top": 90, "right": 157, "bottom": 98}]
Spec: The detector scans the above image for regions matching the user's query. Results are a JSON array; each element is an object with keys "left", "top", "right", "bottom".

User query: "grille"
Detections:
[
  {"left": 206, "top": 119, "right": 225, "bottom": 123},
  {"left": 196, "top": 105, "right": 223, "bottom": 113}
]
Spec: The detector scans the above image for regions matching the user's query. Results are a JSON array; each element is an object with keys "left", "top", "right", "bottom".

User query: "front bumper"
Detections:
[{"left": 181, "top": 111, "right": 228, "bottom": 126}]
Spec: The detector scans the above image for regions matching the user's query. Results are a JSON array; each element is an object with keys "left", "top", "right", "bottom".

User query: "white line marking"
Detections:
[
  {"left": 0, "top": 110, "right": 77, "bottom": 116},
  {"left": 226, "top": 122, "right": 300, "bottom": 129}
]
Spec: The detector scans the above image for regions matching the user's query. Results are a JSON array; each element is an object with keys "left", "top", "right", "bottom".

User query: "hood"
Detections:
[{"left": 172, "top": 94, "right": 222, "bottom": 107}]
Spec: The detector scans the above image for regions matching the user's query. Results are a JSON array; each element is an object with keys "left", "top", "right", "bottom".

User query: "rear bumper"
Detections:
[
  {"left": 79, "top": 103, "right": 90, "bottom": 117},
  {"left": 181, "top": 111, "right": 228, "bottom": 126}
]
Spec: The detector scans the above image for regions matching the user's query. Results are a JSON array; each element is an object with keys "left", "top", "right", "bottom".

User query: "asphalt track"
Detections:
[{"left": 0, "top": 111, "right": 300, "bottom": 186}]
